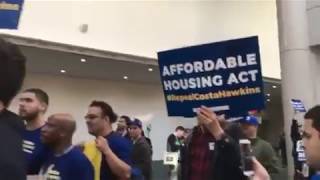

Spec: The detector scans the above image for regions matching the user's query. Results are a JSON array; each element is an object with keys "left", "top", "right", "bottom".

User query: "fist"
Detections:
[
  {"left": 197, "top": 106, "right": 218, "bottom": 126},
  {"left": 95, "top": 136, "right": 111, "bottom": 155}
]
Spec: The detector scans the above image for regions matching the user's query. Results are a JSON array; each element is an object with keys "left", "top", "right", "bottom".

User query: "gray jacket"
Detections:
[{"left": 131, "top": 137, "right": 152, "bottom": 180}]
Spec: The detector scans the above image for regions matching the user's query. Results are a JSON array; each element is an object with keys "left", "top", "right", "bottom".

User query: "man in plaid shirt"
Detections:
[{"left": 180, "top": 106, "right": 269, "bottom": 180}]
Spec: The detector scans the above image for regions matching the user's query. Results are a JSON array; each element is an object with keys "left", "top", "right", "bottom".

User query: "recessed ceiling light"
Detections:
[
  {"left": 60, "top": 69, "right": 66, "bottom": 73},
  {"left": 123, "top": 76, "right": 128, "bottom": 80},
  {"left": 267, "top": 99, "right": 271, "bottom": 102},
  {"left": 266, "top": 93, "right": 271, "bottom": 97},
  {"left": 272, "top": 85, "right": 277, "bottom": 89},
  {"left": 81, "top": 58, "right": 86, "bottom": 62},
  {"left": 148, "top": 68, "right": 153, "bottom": 72}
]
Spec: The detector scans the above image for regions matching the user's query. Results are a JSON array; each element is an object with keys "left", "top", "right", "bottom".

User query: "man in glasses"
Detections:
[{"left": 83, "top": 100, "right": 132, "bottom": 180}]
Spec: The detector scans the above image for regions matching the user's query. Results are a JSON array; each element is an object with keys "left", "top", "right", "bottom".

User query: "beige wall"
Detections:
[
  {"left": 307, "top": 0, "right": 320, "bottom": 46},
  {"left": 9, "top": 73, "right": 196, "bottom": 160}
]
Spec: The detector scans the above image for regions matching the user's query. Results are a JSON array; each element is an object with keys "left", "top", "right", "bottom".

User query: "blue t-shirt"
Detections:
[
  {"left": 100, "top": 132, "right": 133, "bottom": 180},
  {"left": 23, "top": 127, "right": 50, "bottom": 174},
  {"left": 312, "top": 174, "right": 320, "bottom": 180},
  {"left": 41, "top": 147, "right": 94, "bottom": 180}
]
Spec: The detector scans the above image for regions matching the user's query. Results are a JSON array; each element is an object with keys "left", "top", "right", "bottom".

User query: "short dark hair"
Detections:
[
  {"left": 175, "top": 126, "right": 185, "bottom": 132},
  {"left": 120, "top": 115, "right": 131, "bottom": 125},
  {"left": 23, "top": 88, "right": 49, "bottom": 105},
  {"left": 90, "top": 101, "right": 118, "bottom": 123},
  {"left": 0, "top": 38, "right": 26, "bottom": 106},
  {"left": 304, "top": 105, "right": 320, "bottom": 132}
]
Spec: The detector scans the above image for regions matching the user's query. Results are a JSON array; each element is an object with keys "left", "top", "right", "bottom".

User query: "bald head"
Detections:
[
  {"left": 41, "top": 113, "right": 76, "bottom": 146},
  {"left": 48, "top": 113, "right": 76, "bottom": 135}
]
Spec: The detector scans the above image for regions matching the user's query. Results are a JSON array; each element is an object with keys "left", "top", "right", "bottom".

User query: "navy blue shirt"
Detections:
[
  {"left": 41, "top": 147, "right": 94, "bottom": 180},
  {"left": 23, "top": 127, "right": 50, "bottom": 174},
  {"left": 100, "top": 132, "right": 132, "bottom": 180}
]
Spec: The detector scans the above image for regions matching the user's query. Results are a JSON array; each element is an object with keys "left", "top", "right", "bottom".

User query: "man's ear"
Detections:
[
  {"left": 104, "top": 116, "right": 110, "bottom": 124},
  {"left": 40, "top": 102, "right": 47, "bottom": 112}
]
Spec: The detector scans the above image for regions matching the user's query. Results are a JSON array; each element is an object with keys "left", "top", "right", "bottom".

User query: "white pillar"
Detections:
[{"left": 277, "top": 0, "right": 318, "bottom": 179}]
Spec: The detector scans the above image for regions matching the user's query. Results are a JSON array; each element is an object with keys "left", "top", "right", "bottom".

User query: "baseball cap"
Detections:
[
  {"left": 128, "top": 118, "right": 142, "bottom": 128},
  {"left": 240, "top": 115, "right": 260, "bottom": 126}
]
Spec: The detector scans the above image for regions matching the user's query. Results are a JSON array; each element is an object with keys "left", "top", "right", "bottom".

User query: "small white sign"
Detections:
[
  {"left": 209, "top": 142, "right": 215, "bottom": 151},
  {"left": 298, "top": 152, "right": 307, "bottom": 162},
  {"left": 296, "top": 140, "right": 304, "bottom": 152},
  {"left": 163, "top": 152, "right": 179, "bottom": 166}
]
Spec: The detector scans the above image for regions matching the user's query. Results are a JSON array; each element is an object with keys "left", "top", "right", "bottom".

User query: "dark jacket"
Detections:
[
  {"left": 167, "top": 133, "right": 183, "bottom": 152},
  {"left": 180, "top": 126, "right": 247, "bottom": 180},
  {"left": 0, "top": 110, "right": 26, "bottom": 180},
  {"left": 131, "top": 137, "right": 152, "bottom": 180},
  {"left": 251, "top": 137, "right": 280, "bottom": 175}
]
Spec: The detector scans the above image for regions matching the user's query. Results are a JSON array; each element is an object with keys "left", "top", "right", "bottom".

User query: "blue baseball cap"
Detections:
[
  {"left": 128, "top": 118, "right": 142, "bottom": 128},
  {"left": 240, "top": 116, "right": 260, "bottom": 126}
]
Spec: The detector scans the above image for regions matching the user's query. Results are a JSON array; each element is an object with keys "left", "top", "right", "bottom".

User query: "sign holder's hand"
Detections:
[{"left": 197, "top": 105, "right": 225, "bottom": 140}]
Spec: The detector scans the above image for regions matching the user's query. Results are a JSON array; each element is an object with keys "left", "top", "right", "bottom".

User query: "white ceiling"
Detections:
[{"left": 19, "top": 46, "right": 161, "bottom": 84}]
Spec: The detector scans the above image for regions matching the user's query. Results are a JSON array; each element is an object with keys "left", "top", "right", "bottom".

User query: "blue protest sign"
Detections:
[
  {"left": 291, "top": 99, "right": 306, "bottom": 113},
  {"left": 157, "top": 36, "right": 265, "bottom": 117},
  {"left": 0, "top": 0, "right": 24, "bottom": 29}
]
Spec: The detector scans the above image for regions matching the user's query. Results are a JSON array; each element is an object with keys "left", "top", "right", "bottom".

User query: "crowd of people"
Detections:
[
  {"left": 1, "top": 37, "right": 320, "bottom": 180},
  {"left": 0, "top": 37, "right": 153, "bottom": 180}
]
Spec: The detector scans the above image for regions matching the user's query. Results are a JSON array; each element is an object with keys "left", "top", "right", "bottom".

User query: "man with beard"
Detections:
[{"left": 19, "top": 88, "right": 50, "bottom": 174}]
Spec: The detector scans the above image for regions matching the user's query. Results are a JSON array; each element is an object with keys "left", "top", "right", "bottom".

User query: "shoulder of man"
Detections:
[
  {"left": 0, "top": 110, "right": 25, "bottom": 133},
  {"left": 257, "top": 138, "right": 273, "bottom": 148},
  {"left": 256, "top": 138, "right": 276, "bottom": 155},
  {"left": 136, "top": 137, "right": 151, "bottom": 147},
  {"left": 107, "top": 133, "right": 132, "bottom": 153},
  {"left": 167, "top": 133, "right": 175, "bottom": 140},
  {"left": 67, "top": 148, "right": 94, "bottom": 180},
  {"left": 69, "top": 147, "right": 93, "bottom": 165}
]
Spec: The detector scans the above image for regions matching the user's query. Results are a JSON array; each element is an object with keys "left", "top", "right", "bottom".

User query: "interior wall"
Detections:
[
  {"left": 312, "top": 47, "right": 320, "bottom": 103},
  {"left": 307, "top": 0, "right": 320, "bottom": 46},
  {"left": 0, "top": 0, "right": 281, "bottom": 79},
  {"left": 259, "top": 100, "right": 284, "bottom": 147},
  {"left": 9, "top": 73, "right": 197, "bottom": 161}
]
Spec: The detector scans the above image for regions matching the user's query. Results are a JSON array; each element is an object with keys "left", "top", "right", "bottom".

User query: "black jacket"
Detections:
[
  {"left": 167, "top": 133, "right": 183, "bottom": 152},
  {"left": 131, "top": 137, "right": 152, "bottom": 180},
  {"left": 180, "top": 126, "right": 247, "bottom": 180},
  {"left": 0, "top": 110, "right": 26, "bottom": 180}
]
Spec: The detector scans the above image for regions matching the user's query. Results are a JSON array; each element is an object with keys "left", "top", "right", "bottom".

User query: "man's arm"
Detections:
[
  {"left": 96, "top": 136, "right": 131, "bottom": 179},
  {"left": 134, "top": 142, "right": 152, "bottom": 173},
  {"left": 263, "top": 143, "right": 281, "bottom": 175}
]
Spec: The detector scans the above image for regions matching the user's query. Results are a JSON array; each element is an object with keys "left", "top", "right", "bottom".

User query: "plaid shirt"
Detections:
[{"left": 189, "top": 127, "right": 216, "bottom": 180}]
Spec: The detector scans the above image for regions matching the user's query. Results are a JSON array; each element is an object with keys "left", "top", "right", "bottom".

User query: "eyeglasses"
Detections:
[{"left": 85, "top": 114, "right": 99, "bottom": 120}]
